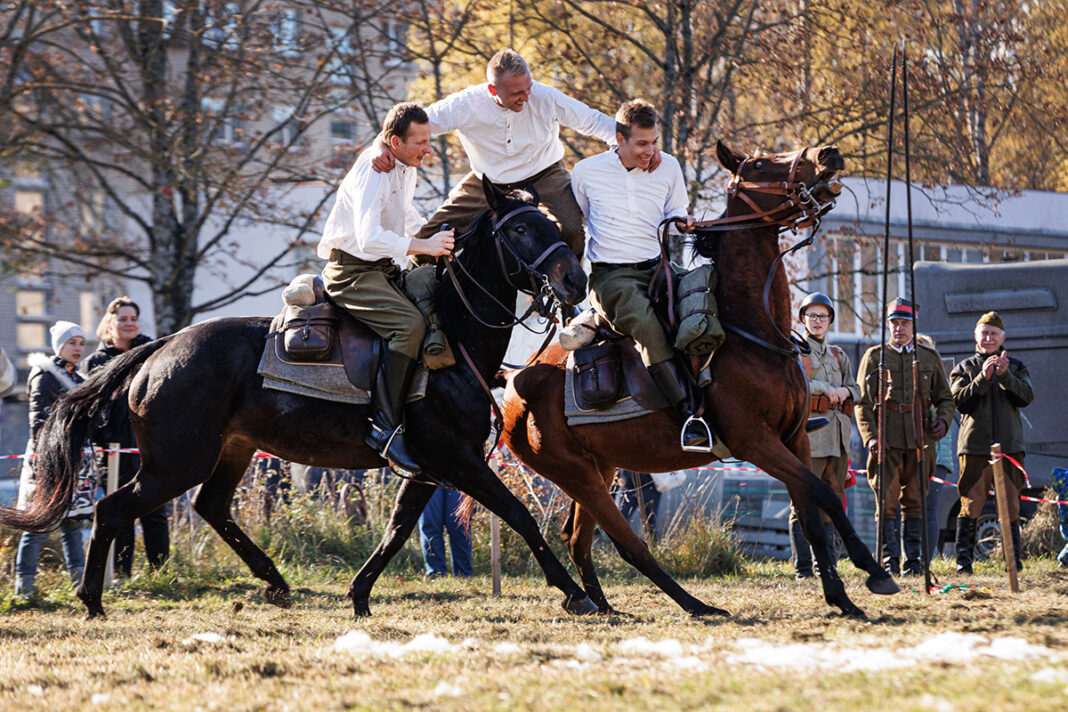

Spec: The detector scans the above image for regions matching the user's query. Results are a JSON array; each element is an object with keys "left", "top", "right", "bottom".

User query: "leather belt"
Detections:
[
  {"left": 591, "top": 257, "right": 660, "bottom": 272},
  {"left": 881, "top": 400, "right": 913, "bottom": 413},
  {"left": 329, "top": 250, "right": 392, "bottom": 268}
]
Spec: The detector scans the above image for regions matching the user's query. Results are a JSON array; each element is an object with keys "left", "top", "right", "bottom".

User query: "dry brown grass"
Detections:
[{"left": 2, "top": 557, "right": 1067, "bottom": 711}]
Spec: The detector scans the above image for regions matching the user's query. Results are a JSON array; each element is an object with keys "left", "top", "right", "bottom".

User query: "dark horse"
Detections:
[
  {"left": 498, "top": 142, "right": 900, "bottom": 619},
  {"left": 0, "top": 177, "right": 599, "bottom": 620}
]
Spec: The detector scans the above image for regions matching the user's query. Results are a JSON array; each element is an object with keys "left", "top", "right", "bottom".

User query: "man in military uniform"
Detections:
[
  {"left": 856, "top": 298, "right": 954, "bottom": 575},
  {"left": 949, "top": 311, "right": 1034, "bottom": 574},
  {"left": 789, "top": 293, "right": 860, "bottom": 579}
]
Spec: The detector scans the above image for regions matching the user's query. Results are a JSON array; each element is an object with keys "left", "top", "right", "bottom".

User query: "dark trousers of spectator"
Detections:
[
  {"left": 418, "top": 487, "right": 473, "bottom": 577},
  {"left": 612, "top": 470, "right": 661, "bottom": 540},
  {"left": 114, "top": 453, "right": 170, "bottom": 577}
]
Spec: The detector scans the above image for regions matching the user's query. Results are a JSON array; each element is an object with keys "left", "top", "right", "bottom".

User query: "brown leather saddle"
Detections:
[
  {"left": 569, "top": 263, "right": 708, "bottom": 413},
  {"left": 266, "top": 279, "right": 381, "bottom": 392}
]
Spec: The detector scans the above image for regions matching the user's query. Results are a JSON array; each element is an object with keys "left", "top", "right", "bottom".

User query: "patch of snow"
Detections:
[
  {"left": 433, "top": 682, "right": 464, "bottom": 697},
  {"left": 1030, "top": 667, "right": 1068, "bottom": 685},
  {"left": 617, "top": 637, "right": 685, "bottom": 658},
  {"left": 91, "top": 692, "right": 111, "bottom": 704},
  {"left": 574, "top": 643, "right": 602, "bottom": 662},
  {"left": 182, "top": 632, "right": 227, "bottom": 646},
  {"left": 28, "top": 685, "right": 44, "bottom": 696},
  {"left": 333, "top": 630, "right": 458, "bottom": 658},
  {"left": 918, "top": 694, "right": 955, "bottom": 712}
]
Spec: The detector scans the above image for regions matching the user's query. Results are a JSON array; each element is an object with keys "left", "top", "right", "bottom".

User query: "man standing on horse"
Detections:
[
  {"left": 949, "top": 311, "right": 1034, "bottom": 574},
  {"left": 856, "top": 298, "right": 954, "bottom": 576},
  {"left": 318, "top": 102, "right": 455, "bottom": 474},
  {"left": 371, "top": 48, "right": 633, "bottom": 259},
  {"left": 570, "top": 99, "right": 709, "bottom": 451},
  {"left": 789, "top": 292, "right": 860, "bottom": 579}
]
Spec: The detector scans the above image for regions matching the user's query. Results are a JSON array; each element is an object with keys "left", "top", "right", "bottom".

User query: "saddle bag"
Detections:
[
  {"left": 572, "top": 341, "right": 623, "bottom": 409},
  {"left": 281, "top": 303, "right": 338, "bottom": 362},
  {"left": 673, "top": 263, "right": 725, "bottom": 356}
]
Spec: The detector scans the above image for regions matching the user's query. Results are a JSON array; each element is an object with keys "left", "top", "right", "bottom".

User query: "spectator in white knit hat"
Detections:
[{"left": 14, "top": 320, "right": 94, "bottom": 602}]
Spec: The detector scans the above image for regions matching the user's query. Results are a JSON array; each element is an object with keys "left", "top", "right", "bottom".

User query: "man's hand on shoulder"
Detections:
[
  {"left": 648, "top": 150, "right": 663, "bottom": 172},
  {"left": 370, "top": 137, "right": 396, "bottom": 173},
  {"left": 408, "top": 228, "right": 455, "bottom": 258}
]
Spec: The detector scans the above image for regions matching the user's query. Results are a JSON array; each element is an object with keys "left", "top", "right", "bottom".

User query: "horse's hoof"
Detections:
[
  {"left": 352, "top": 600, "right": 372, "bottom": 619},
  {"left": 842, "top": 605, "right": 869, "bottom": 622},
  {"left": 563, "top": 594, "right": 599, "bottom": 616},
  {"left": 263, "top": 585, "right": 293, "bottom": 609},
  {"left": 865, "top": 574, "right": 901, "bottom": 596},
  {"left": 691, "top": 604, "right": 731, "bottom": 618},
  {"left": 84, "top": 606, "right": 107, "bottom": 621}
]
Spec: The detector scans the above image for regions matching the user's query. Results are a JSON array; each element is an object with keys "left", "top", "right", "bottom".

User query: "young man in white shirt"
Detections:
[
  {"left": 373, "top": 48, "right": 638, "bottom": 258},
  {"left": 571, "top": 99, "right": 710, "bottom": 451},
  {"left": 319, "top": 102, "right": 454, "bottom": 474}
]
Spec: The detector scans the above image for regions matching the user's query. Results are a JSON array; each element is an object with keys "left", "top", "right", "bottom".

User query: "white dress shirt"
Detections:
[
  {"left": 317, "top": 149, "right": 427, "bottom": 265},
  {"left": 426, "top": 81, "right": 616, "bottom": 184},
  {"left": 572, "top": 150, "right": 689, "bottom": 264}
]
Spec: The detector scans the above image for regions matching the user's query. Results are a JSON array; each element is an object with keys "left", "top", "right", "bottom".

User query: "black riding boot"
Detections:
[
  {"left": 955, "top": 517, "right": 975, "bottom": 574},
  {"left": 902, "top": 517, "right": 924, "bottom": 576},
  {"left": 880, "top": 516, "right": 901, "bottom": 576},
  {"left": 648, "top": 361, "right": 713, "bottom": 452},
  {"left": 789, "top": 518, "right": 813, "bottom": 579},
  {"left": 1010, "top": 519, "right": 1024, "bottom": 572},
  {"left": 365, "top": 350, "right": 421, "bottom": 474}
]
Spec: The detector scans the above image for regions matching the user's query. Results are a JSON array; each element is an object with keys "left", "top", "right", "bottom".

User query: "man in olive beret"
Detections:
[{"left": 949, "top": 311, "right": 1034, "bottom": 574}]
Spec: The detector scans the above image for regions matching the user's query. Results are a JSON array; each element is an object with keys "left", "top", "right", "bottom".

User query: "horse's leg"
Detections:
[
  {"left": 448, "top": 456, "right": 597, "bottom": 616},
  {"left": 192, "top": 444, "right": 291, "bottom": 608},
  {"left": 752, "top": 438, "right": 898, "bottom": 620},
  {"left": 562, "top": 501, "right": 614, "bottom": 613},
  {"left": 78, "top": 476, "right": 183, "bottom": 619},
  {"left": 556, "top": 466, "right": 728, "bottom": 617},
  {"left": 347, "top": 477, "right": 437, "bottom": 618}
]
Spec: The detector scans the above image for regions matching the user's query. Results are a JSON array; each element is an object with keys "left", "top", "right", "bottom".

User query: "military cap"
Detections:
[
  {"left": 977, "top": 310, "right": 1005, "bottom": 331},
  {"left": 886, "top": 297, "right": 916, "bottom": 321}
]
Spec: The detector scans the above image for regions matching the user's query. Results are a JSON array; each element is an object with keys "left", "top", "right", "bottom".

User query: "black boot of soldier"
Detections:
[
  {"left": 955, "top": 517, "right": 975, "bottom": 575},
  {"left": 1010, "top": 519, "right": 1024, "bottom": 572},
  {"left": 789, "top": 518, "right": 813, "bottom": 579},
  {"left": 365, "top": 350, "right": 422, "bottom": 474},
  {"left": 880, "top": 516, "right": 901, "bottom": 576},
  {"left": 648, "top": 361, "right": 713, "bottom": 452},
  {"left": 902, "top": 517, "right": 924, "bottom": 576}
]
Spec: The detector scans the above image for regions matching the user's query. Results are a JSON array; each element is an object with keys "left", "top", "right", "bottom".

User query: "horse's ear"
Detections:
[
  {"left": 716, "top": 140, "right": 743, "bottom": 173},
  {"left": 482, "top": 174, "right": 507, "bottom": 211}
]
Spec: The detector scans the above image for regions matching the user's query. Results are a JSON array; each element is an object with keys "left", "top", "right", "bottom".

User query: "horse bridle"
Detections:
[{"left": 444, "top": 205, "right": 570, "bottom": 334}]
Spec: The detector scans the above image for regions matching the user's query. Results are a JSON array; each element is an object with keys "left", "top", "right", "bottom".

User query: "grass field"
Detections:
[{"left": 2, "top": 556, "right": 1067, "bottom": 712}]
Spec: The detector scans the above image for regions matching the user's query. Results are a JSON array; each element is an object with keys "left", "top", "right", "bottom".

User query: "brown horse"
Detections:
[{"left": 500, "top": 141, "right": 899, "bottom": 620}]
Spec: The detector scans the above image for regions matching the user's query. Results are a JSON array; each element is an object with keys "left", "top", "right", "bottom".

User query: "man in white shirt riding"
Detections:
[
  {"left": 319, "top": 102, "right": 454, "bottom": 474},
  {"left": 373, "top": 48, "right": 640, "bottom": 258},
  {"left": 571, "top": 99, "right": 710, "bottom": 451}
]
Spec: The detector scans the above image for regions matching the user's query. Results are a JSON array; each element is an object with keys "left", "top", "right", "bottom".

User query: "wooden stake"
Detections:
[
  {"left": 105, "top": 443, "right": 120, "bottom": 588},
  {"left": 990, "top": 443, "right": 1020, "bottom": 593},
  {"left": 490, "top": 513, "right": 501, "bottom": 597}
]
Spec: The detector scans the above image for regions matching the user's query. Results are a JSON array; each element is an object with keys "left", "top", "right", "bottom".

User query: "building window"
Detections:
[
  {"left": 80, "top": 291, "right": 102, "bottom": 335},
  {"left": 272, "top": 105, "right": 306, "bottom": 151},
  {"left": 16, "top": 291, "right": 48, "bottom": 316},
  {"left": 326, "top": 28, "right": 355, "bottom": 83},
  {"left": 202, "top": 97, "right": 246, "bottom": 146},
  {"left": 330, "top": 119, "right": 355, "bottom": 144},
  {"left": 272, "top": 8, "right": 301, "bottom": 56},
  {"left": 382, "top": 21, "right": 408, "bottom": 67}
]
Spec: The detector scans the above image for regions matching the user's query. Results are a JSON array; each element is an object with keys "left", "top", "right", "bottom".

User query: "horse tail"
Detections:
[
  {"left": 456, "top": 493, "right": 478, "bottom": 533},
  {"left": 0, "top": 336, "right": 173, "bottom": 533}
]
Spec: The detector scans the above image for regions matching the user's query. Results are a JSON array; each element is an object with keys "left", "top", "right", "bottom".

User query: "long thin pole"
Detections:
[
  {"left": 901, "top": 42, "right": 932, "bottom": 594},
  {"left": 876, "top": 44, "right": 899, "bottom": 565},
  {"left": 990, "top": 443, "right": 1020, "bottom": 592}
]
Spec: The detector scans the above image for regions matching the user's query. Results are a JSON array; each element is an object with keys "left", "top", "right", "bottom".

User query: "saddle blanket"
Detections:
[
  {"left": 563, "top": 364, "right": 733, "bottom": 459},
  {"left": 257, "top": 334, "right": 428, "bottom": 406}
]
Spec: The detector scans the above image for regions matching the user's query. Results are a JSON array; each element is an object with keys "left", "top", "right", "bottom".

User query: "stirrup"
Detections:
[{"left": 680, "top": 414, "right": 714, "bottom": 453}]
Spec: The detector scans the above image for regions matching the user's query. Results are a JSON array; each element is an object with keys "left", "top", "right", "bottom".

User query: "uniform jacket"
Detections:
[
  {"left": 856, "top": 342, "right": 954, "bottom": 450},
  {"left": 804, "top": 334, "right": 859, "bottom": 458},
  {"left": 950, "top": 349, "right": 1033, "bottom": 456}
]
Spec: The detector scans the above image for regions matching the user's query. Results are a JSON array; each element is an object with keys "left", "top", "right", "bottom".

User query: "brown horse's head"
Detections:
[{"left": 715, "top": 140, "right": 844, "bottom": 213}]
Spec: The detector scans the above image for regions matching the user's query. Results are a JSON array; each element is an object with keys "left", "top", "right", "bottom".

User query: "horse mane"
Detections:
[
  {"left": 690, "top": 210, "right": 727, "bottom": 260},
  {"left": 433, "top": 190, "right": 536, "bottom": 344}
]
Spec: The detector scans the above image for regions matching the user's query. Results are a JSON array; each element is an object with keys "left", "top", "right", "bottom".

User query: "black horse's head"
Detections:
[{"left": 481, "top": 174, "right": 586, "bottom": 305}]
